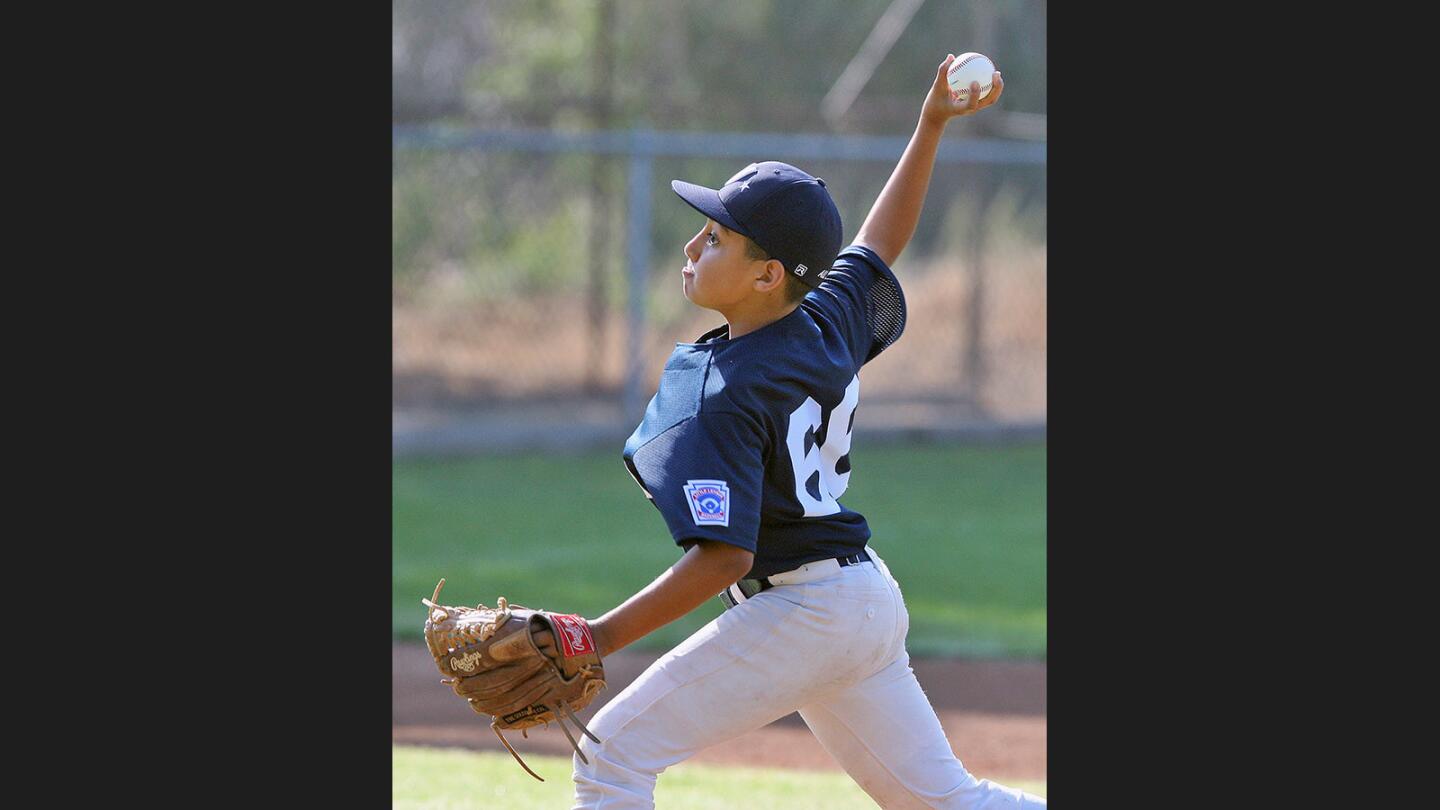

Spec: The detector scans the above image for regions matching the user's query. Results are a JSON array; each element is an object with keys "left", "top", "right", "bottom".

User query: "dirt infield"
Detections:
[{"left": 394, "top": 642, "right": 1046, "bottom": 781}]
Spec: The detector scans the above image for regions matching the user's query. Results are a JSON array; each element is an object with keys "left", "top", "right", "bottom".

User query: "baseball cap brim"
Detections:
[{"left": 671, "top": 180, "right": 748, "bottom": 237}]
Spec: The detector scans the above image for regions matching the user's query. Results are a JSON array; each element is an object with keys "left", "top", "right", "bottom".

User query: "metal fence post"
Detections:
[
  {"left": 392, "top": 124, "right": 1045, "bottom": 443},
  {"left": 623, "top": 129, "right": 655, "bottom": 423}
]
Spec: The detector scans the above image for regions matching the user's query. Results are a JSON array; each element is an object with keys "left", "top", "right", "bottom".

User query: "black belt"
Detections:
[{"left": 719, "top": 550, "right": 871, "bottom": 609}]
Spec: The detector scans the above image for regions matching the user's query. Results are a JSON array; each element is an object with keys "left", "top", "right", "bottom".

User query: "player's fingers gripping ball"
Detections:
[
  {"left": 946, "top": 52, "right": 996, "bottom": 103},
  {"left": 422, "top": 578, "right": 606, "bottom": 781}
]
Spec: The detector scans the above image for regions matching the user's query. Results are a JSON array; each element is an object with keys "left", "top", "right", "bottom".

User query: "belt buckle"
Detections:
[
  {"left": 719, "top": 578, "right": 768, "bottom": 610},
  {"left": 737, "top": 578, "right": 768, "bottom": 598}
]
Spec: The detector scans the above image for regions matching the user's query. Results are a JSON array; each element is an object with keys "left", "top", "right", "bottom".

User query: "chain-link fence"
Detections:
[
  {"left": 393, "top": 127, "right": 1044, "bottom": 452},
  {"left": 392, "top": 0, "right": 1045, "bottom": 453}
]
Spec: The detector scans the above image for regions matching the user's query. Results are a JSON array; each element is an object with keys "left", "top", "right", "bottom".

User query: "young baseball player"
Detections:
[{"left": 539, "top": 55, "right": 1044, "bottom": 808}]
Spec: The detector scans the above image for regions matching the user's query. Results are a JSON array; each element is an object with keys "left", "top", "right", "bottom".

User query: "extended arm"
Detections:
[
  {"left": 538, "top": 540, "right": 754, "bottom": 658},
  {"left": 854, "top": 54, "right": 1004, "bottom": 267}
]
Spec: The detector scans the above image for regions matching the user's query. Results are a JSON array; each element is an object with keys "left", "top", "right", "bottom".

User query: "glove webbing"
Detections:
[{"left": 492, "top": 698, "right": 602, "bottom": 782}]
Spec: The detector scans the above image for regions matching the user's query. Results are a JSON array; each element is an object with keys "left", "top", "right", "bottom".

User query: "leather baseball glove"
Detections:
[{"left": 421, "top": 578, "right": 606, "bottom": 781}]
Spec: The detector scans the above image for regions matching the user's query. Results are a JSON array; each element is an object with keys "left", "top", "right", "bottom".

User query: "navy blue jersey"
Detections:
[{"left": 623, "top": 244, "right": 907, "bottom": 578}]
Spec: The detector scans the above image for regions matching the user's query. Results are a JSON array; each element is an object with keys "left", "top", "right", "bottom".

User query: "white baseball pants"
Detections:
[{"left": 571, "top": 546, "right": 1046, "bottom": 809}]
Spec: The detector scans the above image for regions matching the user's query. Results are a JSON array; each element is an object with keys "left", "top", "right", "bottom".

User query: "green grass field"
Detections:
[
  {"left": 393, "top": 746, "right": 1046, "bottom": 808},
  {"left": 394, "top": 441, "right": 1045, "bottom": 657}
]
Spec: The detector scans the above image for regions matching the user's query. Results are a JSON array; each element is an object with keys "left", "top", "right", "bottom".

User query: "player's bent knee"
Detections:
[
  {"left": 573, "top": 732, "right": 651, "bottom": 780},
  {"left": 572, "top": 738, "right": 662, "bottom": 808}
]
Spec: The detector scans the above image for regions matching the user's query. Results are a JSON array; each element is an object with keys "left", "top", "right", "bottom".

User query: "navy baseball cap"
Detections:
[{"left": 671, "top": 161, "right": 843, "bottom": 287}]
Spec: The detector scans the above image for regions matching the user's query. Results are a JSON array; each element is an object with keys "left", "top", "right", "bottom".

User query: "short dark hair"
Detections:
[{"left": 743, "top": 236, "right": 808, "bottom": 305}]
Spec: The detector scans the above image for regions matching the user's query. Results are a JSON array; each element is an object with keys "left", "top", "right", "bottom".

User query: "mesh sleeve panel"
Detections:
[{"left": 864, "top": 264, "right": 907, "bottom": 364}]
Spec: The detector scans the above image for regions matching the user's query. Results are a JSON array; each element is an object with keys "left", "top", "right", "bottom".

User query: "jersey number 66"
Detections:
[{"left": 785, "top": 375, "right": 860, "bottom": 517}]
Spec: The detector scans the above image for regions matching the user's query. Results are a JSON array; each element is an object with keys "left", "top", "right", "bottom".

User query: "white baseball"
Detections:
[{"left": 946, "top": 52, "right": 997, "bottom": 105}]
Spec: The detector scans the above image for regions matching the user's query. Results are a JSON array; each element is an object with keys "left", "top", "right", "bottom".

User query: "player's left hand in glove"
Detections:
[{"left": 422, "top": 578, "right": 607, "bottom": 781}]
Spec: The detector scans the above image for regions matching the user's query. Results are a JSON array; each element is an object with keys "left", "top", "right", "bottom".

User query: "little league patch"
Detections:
[{"left": 683, "top": 480, "right": 730, "bottom": 526}]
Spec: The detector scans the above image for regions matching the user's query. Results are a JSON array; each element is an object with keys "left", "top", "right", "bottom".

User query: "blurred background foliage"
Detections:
[
  {"left": 393, "top": 0, "right": 1045, "bottom": 296},
  {"left": 393, "top": 0, "right": 1045, "bottom": 422},
  {"left": 393, "top": 0, "right": 1046, "bottom": 129}
]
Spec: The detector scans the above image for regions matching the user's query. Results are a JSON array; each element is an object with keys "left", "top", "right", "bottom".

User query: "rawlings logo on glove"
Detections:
[
  {"left": 450, "top": 650, "right": 484, "bottom": 673},
  {"left": 551, "top": 614, "right": 595, "bottom": 656},
  {"left": 421, "top": 578, "right": 607, "bottom": 781}
]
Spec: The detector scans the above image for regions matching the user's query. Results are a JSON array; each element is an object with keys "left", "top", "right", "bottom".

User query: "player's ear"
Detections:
[{"left": 753, "top": 258, "right": 787, "bottom": 293}]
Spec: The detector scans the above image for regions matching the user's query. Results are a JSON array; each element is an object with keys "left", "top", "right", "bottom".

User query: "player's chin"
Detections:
[{"left": 683, "top": 283, "right": 720, "bottom": 310}]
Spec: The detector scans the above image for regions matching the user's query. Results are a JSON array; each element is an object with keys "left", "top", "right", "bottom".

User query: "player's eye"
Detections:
[{"left": 706, "top": 231, "right": 719, "bottom": 247}]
